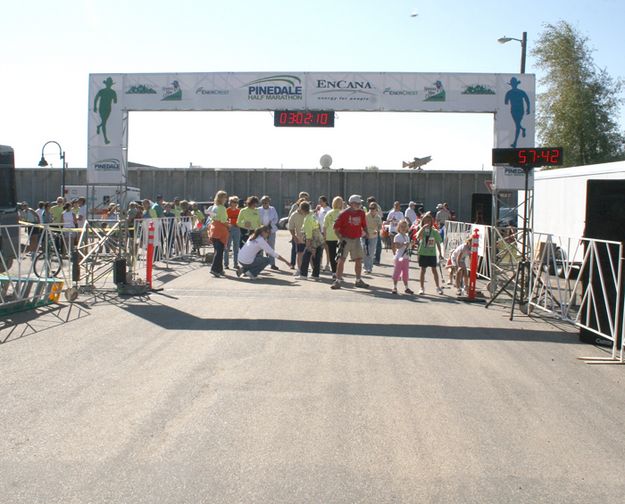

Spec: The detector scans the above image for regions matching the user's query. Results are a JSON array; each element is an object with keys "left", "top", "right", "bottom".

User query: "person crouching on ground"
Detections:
[
  {"left": 415, "top": 213, "right": 444, "bottom": 295},
  {"left": 392, "top": 219, "right": 414, "bottom": 295},
  {"left": 331, "top": 194, "right": 369, "bottom": 290},
  {"left": 236, "top": 225, "right": 290, "bottom": 279},
  {"left": 299, "top": 201, "right": 325, "bottom": 280},
  {"left": 451, "top": 237, "right": 472, "bottom": 296}
]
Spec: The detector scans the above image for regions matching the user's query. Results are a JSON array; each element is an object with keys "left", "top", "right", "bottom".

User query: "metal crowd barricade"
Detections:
[
  {"left": 1, "top": 215, "right": 209, "bottom": 314},
  {"left": 129, "top": 216, "right": 206, "bottom": 284},
  {"left": 1, "top": 223, "right": 72, "bottom": 315},
  {"left": 529, "top": 232, "right": 624, "bottom": 363},
  {"left": 443, "top": 221, "right": 493, "bottom": 282}
]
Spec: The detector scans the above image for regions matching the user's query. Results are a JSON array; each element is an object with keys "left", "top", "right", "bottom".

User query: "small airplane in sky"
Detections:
[{"left": 402, "top": 156, "right": 432, "bottom": 170}]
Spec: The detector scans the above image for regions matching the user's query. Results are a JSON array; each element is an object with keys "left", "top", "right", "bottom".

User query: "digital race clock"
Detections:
[
  {"left": 492, "top": 148, "right": 564, "bottom": 168},
  {"left": 274, "top": 110, "right": 335, "bottom": 127}
]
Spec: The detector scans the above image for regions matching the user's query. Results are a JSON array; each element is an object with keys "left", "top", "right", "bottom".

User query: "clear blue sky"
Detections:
[{"left": 2, "top": 0, "right": 624, "bottom": 170}]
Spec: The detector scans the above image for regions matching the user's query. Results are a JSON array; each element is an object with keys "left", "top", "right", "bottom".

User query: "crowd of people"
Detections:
[
  {"left": 18, "top": 191, "right": 470, "bottom": 295},
  {"left": 201, "top": 190, "right": 465, "bottom": 295}
]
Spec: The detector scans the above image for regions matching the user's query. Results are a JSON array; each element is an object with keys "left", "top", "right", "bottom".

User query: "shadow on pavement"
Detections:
[
  {"left": 0, "top": 302, "right": 91, "bottom": 345},
  {"left": 122, "top": 303, "right": 576, "bottom": 344}
]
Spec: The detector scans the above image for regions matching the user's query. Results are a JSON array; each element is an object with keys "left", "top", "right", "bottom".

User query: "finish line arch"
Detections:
[{"left": 87, "top": 72, "right": 535, "bottom": 184}]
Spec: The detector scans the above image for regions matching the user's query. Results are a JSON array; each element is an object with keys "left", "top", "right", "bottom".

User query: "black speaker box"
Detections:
[
  {"left": 471, "top": 193, "right": 492, "bottom": 225},
  {"left": 113, "top": 258, "right": 127, "bottom": 285}
]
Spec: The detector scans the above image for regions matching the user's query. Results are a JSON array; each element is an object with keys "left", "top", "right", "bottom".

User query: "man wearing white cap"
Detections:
[
  {"left": 405, "top": 201, "right": 418, "bottom": 225},
  {"left": 331, "top": 194, "right": 369, "bottom": 290}
]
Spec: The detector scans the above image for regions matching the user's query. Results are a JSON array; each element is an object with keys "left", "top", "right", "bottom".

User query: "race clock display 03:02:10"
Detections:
[{"left": 274, "top": 110, "right": 335, "bottom": 127}]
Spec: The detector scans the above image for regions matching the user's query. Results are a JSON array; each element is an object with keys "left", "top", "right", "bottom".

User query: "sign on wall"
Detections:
[{"left": 87, "top": 72, "right": 536, "bottom": 184}]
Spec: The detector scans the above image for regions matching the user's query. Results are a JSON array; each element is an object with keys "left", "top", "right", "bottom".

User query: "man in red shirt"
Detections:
[{"left": 331, "top": 194, "right": 369, "bottom": 290}]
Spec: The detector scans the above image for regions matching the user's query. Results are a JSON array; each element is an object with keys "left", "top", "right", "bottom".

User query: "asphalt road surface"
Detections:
[{"left": 1, "top": 233, "right": 624, "bottom": 503}]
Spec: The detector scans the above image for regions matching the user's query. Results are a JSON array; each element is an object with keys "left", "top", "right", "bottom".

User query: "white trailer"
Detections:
[
  {"left": 65, "top": 185, "right": 141, "bottom": 219},
  {"left": 533, "top": 160, "right": 625, "bottom": 238},
  {"left": 531, "top": 161, "right": 625, "bottom": 271}
]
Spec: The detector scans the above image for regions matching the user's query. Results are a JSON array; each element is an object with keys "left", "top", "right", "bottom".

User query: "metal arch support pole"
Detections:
[
  {"left": 61, "top": 151, "right": 66, "bottom": 198},
  {"left": 490, "top": 187, "right": 498, "bottom": 297},
  {"left": 510, "top": 168, "right": 531, "bottom": 320},
  {"left": 520, "top": 32, "right": 527, "bottom": 74}
]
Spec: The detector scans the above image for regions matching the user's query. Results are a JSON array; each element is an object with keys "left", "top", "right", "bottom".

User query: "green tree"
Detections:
[{"left": 532, "top": 21, "right": 625, "bottom": 167}]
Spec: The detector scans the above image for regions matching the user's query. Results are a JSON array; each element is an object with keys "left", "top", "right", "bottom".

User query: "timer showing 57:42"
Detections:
[{"left": 492, "top": 147, "right": 563, "bottom": 167}]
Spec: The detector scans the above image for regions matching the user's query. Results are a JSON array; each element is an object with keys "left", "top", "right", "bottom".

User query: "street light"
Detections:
[
  {"left": 38, "top": 141, "right": 67, "bottom": 198},
  {"left": 498, "top": 31, "right": 527, "bottom": 74}
]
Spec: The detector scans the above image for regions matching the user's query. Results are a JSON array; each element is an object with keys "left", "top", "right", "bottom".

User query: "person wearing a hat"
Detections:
[
  {"left": 331, "top": 194, "right": 369, "bottom": 290},
  {"left": 405, "top": 201, "right": 418, "bottom": 225}
]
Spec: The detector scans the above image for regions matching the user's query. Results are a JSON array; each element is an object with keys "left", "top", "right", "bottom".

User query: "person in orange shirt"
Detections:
[{"left": 224, "top": 196, "right": 240, "bottom": 269}]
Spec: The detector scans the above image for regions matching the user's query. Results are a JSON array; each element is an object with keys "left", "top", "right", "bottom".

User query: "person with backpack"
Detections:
[{"left": 331, "top": 194, "right": 369, "bottom": 290}]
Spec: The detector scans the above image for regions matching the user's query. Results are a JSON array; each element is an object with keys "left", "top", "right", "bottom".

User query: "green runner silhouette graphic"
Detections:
[{"left": 93, "top": 77, "right": 118, "bottom": 144}]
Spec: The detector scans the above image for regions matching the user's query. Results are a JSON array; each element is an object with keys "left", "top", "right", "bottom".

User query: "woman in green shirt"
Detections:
[
  {"left": 236, "top": 196, "right": 261, "bottom": 247},
  {"left": 299, "top": 202, "right": 324, "bottom": 280},
  {"left": 209, "top": 190, "right": 229, "bottom": 277},
  {"left": 322, "top": 196, "right": 344, "bottom": 280}
]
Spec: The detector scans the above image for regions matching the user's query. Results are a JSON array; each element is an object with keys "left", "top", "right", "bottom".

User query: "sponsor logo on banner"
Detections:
[
  {"left": 94, "top": 158, "right": 121, "bottom": 171},
  {"left": 162, "top": 80, "right": 182, "bottom": 101},
  {"left": 195, "top": 87, "right": 229, "bottom": 96},
  {"left": 462, "top": 84, "right": 495, "bottom": 95},
  {"left": 383, "top": 87, "right": 418, "bottom": 96},
  {"left": 424, "top": 80, "right": 446, "bottom": 102},
  {"left": 126, "top": 84, "right": 157, "bottom": 94},
  {"left": 494, "top": 166, "right": 534, "bottom": 190},
  {"left": 243, "top": 75, "right": 303, "bottom": 101},
  {"left": 94, "top": 77, "right": 117, "bottom": 145},
  {"left": 313, "top": 79, "right": 377, "bottom": 102},
  {"left": 505, "top": 77, "right": 531, "bottom": 149}
]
